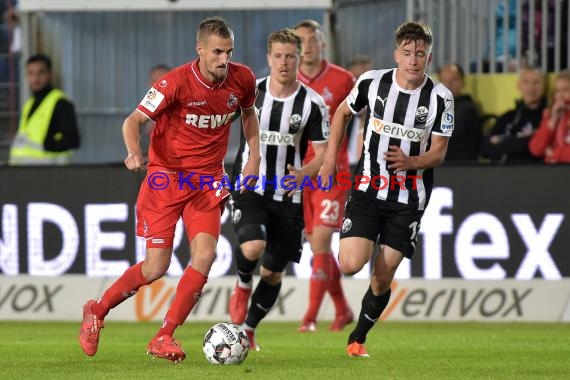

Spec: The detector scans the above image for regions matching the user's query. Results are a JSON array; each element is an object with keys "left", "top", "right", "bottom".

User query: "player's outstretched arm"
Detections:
[
  {"left": 240, "top": 106, "right": 261, "bottom": 193},
  {"left": 384, "top": 135, "right": 449, "bottom": 173},
  {"left": 122, "top": 110, "right": 148, "bottom": 171},
  {"left": 319, "top": 101, "right": 352, "bottom": 190}
]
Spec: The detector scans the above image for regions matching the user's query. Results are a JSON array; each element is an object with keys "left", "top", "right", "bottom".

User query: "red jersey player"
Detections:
[
  {"left": 294, "top": 20, "right": 355, "bottom": 333},
  {"left": 79, "top": 17, "right": 261, "bottom": 364}
]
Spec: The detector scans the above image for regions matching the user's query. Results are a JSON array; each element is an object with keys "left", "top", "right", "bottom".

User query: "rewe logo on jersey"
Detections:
[{"left": 186, "top": 112, "right": 236, "bottom": 129}]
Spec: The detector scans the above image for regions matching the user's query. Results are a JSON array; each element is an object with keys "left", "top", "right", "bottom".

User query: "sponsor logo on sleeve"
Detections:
[
  {"left": 322, "top": 120, "right": 330, "bottom": 139},
  {"left": 140, "top": 88, "right": 165, "bottom": 112},
  {"left": 441, "top": 112, "right": 454, "bottom": 133}
]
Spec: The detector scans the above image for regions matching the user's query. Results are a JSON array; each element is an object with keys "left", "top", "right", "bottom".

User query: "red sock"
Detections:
[
  {"left": 92, "top": 261, "right": 150, "bottom": 320},
  {"left": 303, "top": 253, "right": 332, "bottom": 323},
  {"left": 156, "top": 266, "right": 207, "bottom": 338},
  {"left": 327, "top": 254, "right": 349, "bottom": 316}
]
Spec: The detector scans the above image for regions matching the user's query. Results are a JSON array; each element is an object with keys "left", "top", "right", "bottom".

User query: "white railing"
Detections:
[{"left": 407, "top": 0, "right": 568, "bottom": 73}]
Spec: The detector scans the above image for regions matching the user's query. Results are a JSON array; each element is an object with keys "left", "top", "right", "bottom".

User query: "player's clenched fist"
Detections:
[{"left": 125, "top": 151, "right": 144, "bottom": 171}]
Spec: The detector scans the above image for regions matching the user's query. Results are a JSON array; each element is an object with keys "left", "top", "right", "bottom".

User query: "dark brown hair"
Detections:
[{"left": 394, "top": 21, "right": 433, "bottom": 48}]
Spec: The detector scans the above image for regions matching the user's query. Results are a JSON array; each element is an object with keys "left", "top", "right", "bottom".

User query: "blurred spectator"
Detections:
[
  {"left": 1, "top": 3, "right": 21, "bottom": 82},
  {"left": 529, "top": 70, "right": 570, "bottom": 163},
  {"left": 480, "top": 67, "right": 546, "bottom": 164},
  {"left": 140, "top": 64, "right": 170, "bottom": 162},
  {"left": 347, "top": 54, "right": 373, "bottom": 79},
  {"left": 6, "top": 5, "right": 20, "bottom": 54},
  {"left": 437, "top": 63, "right": 483, "bottom": 162},
  {"left": 9, "top": 54, "right": 80, "bottom": 165},
  {"left": 148, "top": 64, "right": 170, "bottom": 85},
  {"left": 346, "top": 55, "right": 373, "bottom": 164}
]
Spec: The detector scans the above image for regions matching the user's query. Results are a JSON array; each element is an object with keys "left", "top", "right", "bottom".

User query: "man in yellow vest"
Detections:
[{"left": 9, "top": 54, "right": 80, "bottom": 165}]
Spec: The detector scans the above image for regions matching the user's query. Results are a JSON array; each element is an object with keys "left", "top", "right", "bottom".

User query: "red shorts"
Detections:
[
  {"left": 303, "top": 179, "right": 347, "bottom": 234},
  {"left": 136, "top": 174, "right": 229, "bottom": 249}
]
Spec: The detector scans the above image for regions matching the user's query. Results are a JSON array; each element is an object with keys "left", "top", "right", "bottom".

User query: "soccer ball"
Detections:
[{"left": 203, "top": 322, "right": 250, "bottom": 365}]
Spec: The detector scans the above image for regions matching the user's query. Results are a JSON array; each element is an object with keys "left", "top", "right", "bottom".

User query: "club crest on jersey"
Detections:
[
  {"left": 227, "top": 93, "right": 238, "bottom": 108},
  {"left": 342, "top": 218, "right": 352, "bottom": 233},
  {"left": 321, "top": 87, "right": 333, "bottom": 103},
  {"left": 232, "top": 208, "right": 242, "bottom": 224},
  {"left": 289, "top": 114, "right": 302, "bottom": 131},
  {"left": 159, "top": 79, "right": 168, "bottom": 88},
  {"left": 415, "top": 106, "right": 428, "bottom": 123}
]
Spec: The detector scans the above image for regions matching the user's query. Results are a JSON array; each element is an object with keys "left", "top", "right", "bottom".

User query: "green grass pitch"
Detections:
[{"left": 1, "top": 321, "right": 568, "bottom": 379}]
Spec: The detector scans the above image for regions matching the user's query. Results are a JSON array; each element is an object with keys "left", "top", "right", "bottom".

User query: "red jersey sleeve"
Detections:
[
  {"left": 238, "top": 65, "right": 257, "bottom": 109},
  {"left": 136, "top": 72, "right": 178, "bottom": 122},
  {"left": 529, "top": 111, "right": 555, "bottom": 158}
]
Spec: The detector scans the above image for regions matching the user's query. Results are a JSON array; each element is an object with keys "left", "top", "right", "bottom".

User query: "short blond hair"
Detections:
[
  {"left": 197, "top": 16, "right": 233, "bottom": 43},
  {"left": 267, "top": 29, "right": 302, "bottom": 55}
]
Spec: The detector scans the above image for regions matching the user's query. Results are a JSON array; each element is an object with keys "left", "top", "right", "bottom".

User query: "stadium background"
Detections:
[{"left": 1, "top": 0, "right": 569, "bottom": 324}]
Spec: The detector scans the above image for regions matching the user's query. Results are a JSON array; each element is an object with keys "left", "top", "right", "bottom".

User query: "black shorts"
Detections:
[
  {"left": 232, "top": 191, "right": 304, "bottom": 272},
  {"left": 340, "top": 190, "right": 423, "bottom": 259}
]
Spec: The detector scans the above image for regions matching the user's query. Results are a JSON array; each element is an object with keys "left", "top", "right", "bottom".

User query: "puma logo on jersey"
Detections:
[
  {"left": 376, "top": 96, "right": 388, "bottom": 107},
  {"left": 186, "top": 112, "right": 236, "bottom": 129}
]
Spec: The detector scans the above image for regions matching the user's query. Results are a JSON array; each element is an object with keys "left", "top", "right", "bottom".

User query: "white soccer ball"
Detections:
[{"left": 203, "top": 322, "right": 250, "bottom": 365}]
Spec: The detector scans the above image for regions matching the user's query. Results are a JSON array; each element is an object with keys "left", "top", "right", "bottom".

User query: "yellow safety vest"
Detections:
[{"left": 9, "top": 88, "right": 74, "bottom": 165}]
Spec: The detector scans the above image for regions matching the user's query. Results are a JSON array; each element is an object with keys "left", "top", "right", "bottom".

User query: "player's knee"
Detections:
[
  {"left": 338, "top": 255, "right": 364, "bottom": 276},
  {"left": 259, "top": 267, "right": 282, "bottom": 285},
  {"left": 192, "top": 248, "right": 217, "bottom": 271},
  {"left": 142, "top": 264, "right": 168, "bottom": 282},
  {"left": 241, "top": 240, "right": 266, "bottom": 259}
]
